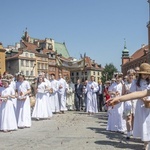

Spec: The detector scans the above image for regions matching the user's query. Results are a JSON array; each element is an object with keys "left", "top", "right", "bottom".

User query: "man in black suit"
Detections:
[
  {"left": 75, "top": 79, "right": 83, "bottom": 111},
  {"left": 97, "top": 79, "right": 104, "bottom": 112}
]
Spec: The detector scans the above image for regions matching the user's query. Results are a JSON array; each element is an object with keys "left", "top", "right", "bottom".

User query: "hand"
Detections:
[
  {"left": 59, "top": 85, "right": 62, "bottom": 89},
  {"left": 107, "top": 97, "right": 120, "bottom": 106}
]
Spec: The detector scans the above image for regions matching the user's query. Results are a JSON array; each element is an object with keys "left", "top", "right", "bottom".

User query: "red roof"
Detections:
[
  {"left": 124, "top": 45, "right": 149, "bottom": 65},
  {"left": 85, "top": 56, "right": 103, "bottom": 70}
]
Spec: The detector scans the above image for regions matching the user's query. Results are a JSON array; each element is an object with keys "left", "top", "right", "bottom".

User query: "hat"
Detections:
[
  {"left": 1, "top": 79, "right": 10, "bottom": 84},
  {"left": 5, "top": 74, "right": 13, "bottom": 79},
  {"left": 137, "top": 63, "right": 150, "bottom": 74},
  {"left": 105, "top": 80, "right": 111, "bottom": 84},
  {"left": 111, "top": 78, "right": 116, "bottom": 81}
]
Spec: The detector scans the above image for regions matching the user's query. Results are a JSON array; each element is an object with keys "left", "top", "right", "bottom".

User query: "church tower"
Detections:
[{"left": 121, "top": 39, "right": 129, "bottom": 65}]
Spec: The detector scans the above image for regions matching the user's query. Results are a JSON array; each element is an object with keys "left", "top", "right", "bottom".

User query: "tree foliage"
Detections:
[{"left": 101, "top": 63, "right": 118, "bottom": 83}]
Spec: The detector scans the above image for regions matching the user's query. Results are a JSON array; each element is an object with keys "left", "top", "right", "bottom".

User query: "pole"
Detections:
[{"left": 148, "top": 0, "right": 150, "bottom": 63}]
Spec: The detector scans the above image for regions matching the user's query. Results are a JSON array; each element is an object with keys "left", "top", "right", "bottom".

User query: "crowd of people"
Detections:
[
  {"left": 0, "top": 71, "right": 105, "bottom": 133},
  {"left": 1, "top": 63, "right": 150, "bottom": 150},
  {"left": 107, "top": 63, "right": 150, "bottom": 150}
]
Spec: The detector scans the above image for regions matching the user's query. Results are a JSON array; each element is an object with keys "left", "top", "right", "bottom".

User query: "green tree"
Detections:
[{"left": 101, "top": 63, "right": 118, "bottom": 83}]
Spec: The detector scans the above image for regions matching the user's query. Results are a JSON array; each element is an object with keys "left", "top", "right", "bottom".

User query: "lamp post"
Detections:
[{"left": 147, "top": 0, "right": 150, "bottom": 63}]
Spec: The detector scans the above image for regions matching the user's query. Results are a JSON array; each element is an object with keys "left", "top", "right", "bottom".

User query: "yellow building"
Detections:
[{"left": 0, "top": 42, "right": 6, "bottom": 75}]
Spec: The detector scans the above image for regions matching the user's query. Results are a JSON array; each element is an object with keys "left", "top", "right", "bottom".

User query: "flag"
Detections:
[{"left": 56, "top": 57, "right": 85, "bottom": 71}]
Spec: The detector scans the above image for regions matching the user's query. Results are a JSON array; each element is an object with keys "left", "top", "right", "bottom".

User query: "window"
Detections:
[
  {"left": 85, "top": 72, "right": 87, "bottom": 75},
  {"left": 30, "top": 54, "right": 33, "bottom": 58},
  {"left": 98, "top": 72, "right": 99, "bottom": 75},
  {"left": 30, "top": 71, "right": 33, "bottom": 76},
  {"left": 26, "top": 60, "right": 29, "bottom": 67},
  {"left": 41, "top": 64, "right": 44, "bottom": 69},
  {"left": 21, "top": 60, "right": 24, "bottom": 66},
  {"left": 93, "top": 72, "right": 95, "bottom": 75},
  {"left": 30, "top": 61, "right": 33, "bottom": 67},
  {"left": 38, "top": 63, "right": 40, "bottom": 69},
  {"left": 26, "top": 71, "right": 29, "bottom": 76},
  {"left": 25, "top": 53, "right": 28, "bottom": 57},
  {"left": 76, "top": 72, "right": 79, "bottom": 76},
  {"left": 71, "top": 73, "right": 74, "bottom": 76}
]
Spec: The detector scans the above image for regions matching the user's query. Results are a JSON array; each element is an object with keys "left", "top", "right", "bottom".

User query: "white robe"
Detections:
[
  {"left": 66, "top": 82, "right": 75, "bottom": 110},
  {"left": 85, "top": 81, "right": 99, "bottom": 113},
  {"left": 16, "top": 80, "right": 31, "bottom": 127},
  {"left": 57, "top": 78, "right": 67, "bottom": 111},
  {"left": 32, "top": 82, "right": 52, "bottom": 118},
  {"left": 43, "top": 78, "right": 53, "bottom": 114},
  {"left": 49, "top": 79, "right": 60, "bottom": 112},
  {"left": 133, "top": 79, "right": 150, "bottom": 141},
  {"left": 9, "top": 81, "right": 17, "bottom": 112},
  {"left": 0, "top": 86, "right": 17, "bottom": 131},
  {"left": 107, "top": 82, "right": 126, "bottom": 132}
]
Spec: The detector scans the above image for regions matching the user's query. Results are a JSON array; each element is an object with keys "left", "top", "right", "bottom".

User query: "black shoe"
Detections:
[{"left": 126, "top": 137, "right": 130, "bottom": 140}]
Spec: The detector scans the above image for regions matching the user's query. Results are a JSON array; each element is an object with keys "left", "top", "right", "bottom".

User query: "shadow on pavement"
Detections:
[{"left": 87, "top": 112, "right": 144, "bottom": 150}]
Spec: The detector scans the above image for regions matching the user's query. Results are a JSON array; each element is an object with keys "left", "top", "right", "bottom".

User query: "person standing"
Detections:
[
  {"left": 97, "top": 79, "right": 104, "bottom": 112},
  {"left": 107, "top": 76, "right": 126, "bottom": 133},
  {"left": 57, "top": 73, "right": 67, "bottom": 113},
  {"left": 75, "top": 79, "right": 83, "bottom": 111},
  {"left": 123, "top": 69, "right": 136, "bottom": 139},
  {"left": 66, "top": 79, "right": 75, "bottom": 110},
  {"left": 16, "top": 73, "right": 31, "bottom": 128},
  {"left": 0, "top": 79, "right": 18, "bottom": 132},
  {"left": 109, "top": 63, "right": 150, "bottom": 150},
  {"left": 49, "top": 73, "right": 60, "bottom": 113},
  {"left": 32, "top": 76, "right": 52, "bottom": 120},
  {"left": 85, "top": 76, "right": 99, "bottom": 115}
]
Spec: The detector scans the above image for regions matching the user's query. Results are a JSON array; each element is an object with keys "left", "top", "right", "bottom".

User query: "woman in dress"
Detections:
[
  {"left": 32, "top": 76, "right": 52, "bottom": 120},
  {"left": 0, "top": 79, "right": 17, "bottom": 132},
  {"left": 16, "top": 73, "right": 31, "bottom": 128}
]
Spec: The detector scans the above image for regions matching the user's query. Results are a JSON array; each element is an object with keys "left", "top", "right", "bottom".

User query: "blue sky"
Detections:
[{"left": 0, "top": 0, "right": 148, "bottom": 71}]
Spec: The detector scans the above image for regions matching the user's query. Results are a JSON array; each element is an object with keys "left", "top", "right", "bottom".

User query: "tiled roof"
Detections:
[
  {"left": 85, "top": 56, "right": 103, "bottom": 71},
  {"left": 6, "top": 51, "right": 23, "bottom": 60},
  {"left": 22, "top": 41, "right": 56, "bottom": 56},
  {"left": 54, "top": 42, "right": 70, "bottom": 58},
  {"left": 130, "top": 45, "right": 148, "bottom": 61},
  {"left": 123, "top": 45, "right": 148, "bottom": 65},
  {"left": 22, "top": 41, "right": 38, "bottom": 53}
]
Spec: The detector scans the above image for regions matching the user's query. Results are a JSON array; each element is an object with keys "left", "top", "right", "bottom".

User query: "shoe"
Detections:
[
  {"left": 143, "top": 142, "right": 149, "bottom": 150},
  {"left": 126, "top": 137, "right": 130, "bottom": 140}
]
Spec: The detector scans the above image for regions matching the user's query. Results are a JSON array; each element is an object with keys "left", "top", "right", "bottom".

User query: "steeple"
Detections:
[{"left": 122, "top": 38, "right": 129, "bottom": 57}]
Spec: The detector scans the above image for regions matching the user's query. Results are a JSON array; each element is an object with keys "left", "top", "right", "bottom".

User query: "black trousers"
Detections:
[
  {"left": 97, "top": 94, "right": 104, "bottom": 111},
  {"left": 75, "top": 94, "right": 82, "bottom": 111}
]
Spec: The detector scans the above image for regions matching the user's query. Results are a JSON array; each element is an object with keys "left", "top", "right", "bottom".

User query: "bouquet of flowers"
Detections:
[
  {"left": 49, "top": 88, "right": 53, "bottom": 94},
  {"left": 18, "top": 92, "right": 26, "bottom": 100}
]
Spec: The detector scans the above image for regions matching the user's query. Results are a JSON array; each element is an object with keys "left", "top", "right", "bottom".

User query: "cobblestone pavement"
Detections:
[{"left": 0, "top": 111, "right": 146, "bottom": 150}]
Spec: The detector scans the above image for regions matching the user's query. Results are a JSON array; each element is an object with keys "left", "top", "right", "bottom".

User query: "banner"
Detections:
[{"left": 56, "top": 57, "right": 85, "bottom": 71}]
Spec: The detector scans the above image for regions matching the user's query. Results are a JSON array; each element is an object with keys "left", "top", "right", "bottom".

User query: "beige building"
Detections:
[
  {"left": 6, "top": 49, "right": 36, "bottom": 82},
  {"left": 21, "top": 31, "right": 70, "bottom": 79},
  {"left": 0, "top": 42, "right": 6, "bottom": 75},
  {"left": 70, "top": 56, "right": 103, "bottom": 83}
]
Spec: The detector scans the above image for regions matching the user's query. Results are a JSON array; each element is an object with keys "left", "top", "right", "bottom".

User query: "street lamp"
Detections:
[{"left": 148, "top": 0, "right": 150, "bottom": 63}]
